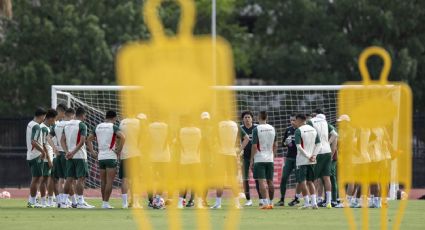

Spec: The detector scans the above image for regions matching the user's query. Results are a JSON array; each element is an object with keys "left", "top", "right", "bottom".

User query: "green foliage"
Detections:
[{"left": 1, "top": 0, "right": 425, "bottom": 115}]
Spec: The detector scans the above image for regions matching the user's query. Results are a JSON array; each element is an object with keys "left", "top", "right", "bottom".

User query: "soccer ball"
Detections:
[
  {"left": 152, "top": 196, "right": 165, "bottom": 209},
  {"left": 1, "top": 191, "right": 11, "bottom": 199}
]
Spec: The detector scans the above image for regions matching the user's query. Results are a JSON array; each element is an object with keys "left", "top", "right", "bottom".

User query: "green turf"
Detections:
[{"left": 0, "top": 199, "right": 424, "bottom": 229}]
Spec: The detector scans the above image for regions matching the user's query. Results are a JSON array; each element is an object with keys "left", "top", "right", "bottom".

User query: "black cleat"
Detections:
[
  {"left": 186, "top": 200, "right": 195, "bottom": 208},
  {"left": 288, "top": 198, "right": 300, "bottom": 207},
  {"left": 275, "top": 200, "right": 285, "bottom": 206}
]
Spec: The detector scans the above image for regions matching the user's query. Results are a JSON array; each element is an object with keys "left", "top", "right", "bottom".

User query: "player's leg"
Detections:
[
  {"left": 265, "top": 162, "right": 274, "bottom": 208},
  {"left": 242, "top": 158, "right": 252, "bottom": 206},
  {"left": 27, "top": 156, "right": 43, "bottom": 207},
  {"left": 228, "top": 156, "right": 242, "bottom": 209},
  {"left": 100, "top": 168, "right": 106, "bottom": 203},
  {"left": 330, "top": 160, "right": 338, "bottom": 205},
  {"left": 120, "top": 159, "right": 130, "bottom": 208},
  {"left": 307, "top": 165, "right": 318, "bottom": 209},
  {"left": 296, "top": 166, "right": 311, "bottom": 209},
  {"left": 40, "top": 161, "right": 51, "bottom": 207},
  {"left": 75, "top": 159, "right": 92, "bottom": 208},
  {"left": 103, "top": 166, "right": 117, "bottom": 208},
  {"left": 318, "top": 153, "right": 333, "bottom": 208},
  {"left": 277, "top": 157, "right": 295, "bottom": 206}
]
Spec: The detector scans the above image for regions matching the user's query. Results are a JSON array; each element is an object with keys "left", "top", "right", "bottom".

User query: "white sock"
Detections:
[
  {"left": 269, "top": 198, "right": 273, "bottom": 205},
  {"left": 29, "top": 196, "right": 36, "bottom": 204},
  {"left": 122, "top": 194, "right": 128, "bottom": 206},
  {"left": 64, "top": 194, "right": 69, "bottom": 204},
  {"left": 71, "top": 195, "right": 77, "bottom": 204},
  {"left": 304, "top": 196, "right": 310, "bottom": 206},
  {"left": 77, "top": 195, "right": 84, "bottom": 205},
  {"left": 326, "top": 191, "right": 332, "bottom": 204},
  {"left": 234, "top": 198, "right": 240, "bottom": 207},
  {"left": 48, "top": 196, "right": 53, "bottom": 205},
  {"left": 41, "top": 197, "right": 46, "bottom": 205},
  {"left": 347, "top": 195, "right": 353, "bottom": 203},
  {"left": 311, "top": 194, "right": 317, "bottom": 205},
  {"left": 216, "top": 197, "right": 222, "bottom": 205},
  {"left": 178, "top": 197, "right": 184, "bottom": 206},
  {"left": 296, "top": 193, "right": 302, "bottom": 199}
]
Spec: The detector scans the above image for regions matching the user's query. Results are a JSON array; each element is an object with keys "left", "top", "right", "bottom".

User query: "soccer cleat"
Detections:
[
  {"left": 288, "top": 198, "right": 300, "bottom": 207},
  {"left": 298, "top": 205, "right": 311, "bottom": 210},
  {"left": 275, "top": 200, "right": 285, "bottom": 206},
  {"left": 101, "top": 203, "right": 113, "bottom": 209},
  {"left": 335, "top": 203, "right": 345, "bottom": 208},
  {"left": 122, "top": 204, "right": 129, "bottom": 209},
  {"left": 83, "top": 201, "right": 95, "bottom": 208},
  {"left": 148, "top": 202, "right": 154, "bottom": 208},
  {"left": 312, "top": 204, "right": 319, "bottom": 210},
  {"left": 60, "top": 203, "right": 70, "bottom": 209},
  {"left": 202, "top": 200, "right": 209, "bottom": 207},
  {"left": 317, "top": 200, "right": 326, "bottom": 207},
  {"left": 27, "top": 202, "right": 35, "bottom": 208},
  {"left": 259, "top": 201, "right": 264, "bottom": 207},
  {"left": 210, "top": 204, "right": 221, "bottom": 209},
  {"left": 186, "top": 200, "right": 195, "bottom": 208},
  {"left": 244, "top": 200, "right": 253, "bottom": 206},
  {"left": 266, "top": 205, "right": 274, "bottom": 209},
  {"left": 326, "top": 203, "right": 332, "bottom": 209}
]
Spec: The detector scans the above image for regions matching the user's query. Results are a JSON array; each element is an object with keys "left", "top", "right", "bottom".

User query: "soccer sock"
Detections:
[
  {"left": 41, "top": 197, "right": 46, "bottom": 206},
  {"left": 48, "top": 196, "right": 53, "bottom": 205},
  {"left": 71, "top": 195, "right": 77, "bottom": 205},
  {"left": 64, "top": 194, "right": 69, "bottom": 204},
  {"left": 178, "top": 197, "right": 184, "bottom": 206},
  {"left": 326, "top": 191, "right": 332, "bottom": 204},
  {"left": 216, "top": 197, "right": 222, "bottom": 205},
  {"left": 304, "top": 196, "right": 310, "bottom": 206},
  {"left": 311, "top": 194, "right": 317, "bottom": 205},
  {"left": 296, "top": 193, "right": 302, "bottom": 199},
  {"left": 122, "top": 194, "right": 128, "bottom": 206},
  {"left": 77, "top": 195, "right": 83, "bottom": 205},
  {"left": 234, "top": 197, "right": 240, "bottom": 207},
  {"left": 29, "top": 196, "right": 36, "bottom": 204},
  {"left": 269, "top": 198, "right": 273, "bottom": 205}
]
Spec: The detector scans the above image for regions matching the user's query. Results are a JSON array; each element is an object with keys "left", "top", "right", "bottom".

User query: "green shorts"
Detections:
[
  {"left": 99, "top": 159, "right": 118, "bottom": 170},
  {"left": 27, "top": 156, "right": 43, "bottom": 177},
  {"left": 242, "top": 158, "right": 252, "bottom": 180},
  {"left": 296, "top": 164, "right": 315, "bottom": 182},
  {"left": 315, "top": 153, "right": 332, "bottom": 178},
  {"left": 42, "top": 161, "right": 52, "bottom": 177},
  {"left": 55, "top": 152, "right": 67, "bottom": 179},
  {"left": 253, "top": 162, "right": 274, "bottom": 180},
  {"left": 66, "top": 159, "right": 89, "bottom": 179},
  {"left": 119, "top": 157, "right": 140, "bottom": 179}
]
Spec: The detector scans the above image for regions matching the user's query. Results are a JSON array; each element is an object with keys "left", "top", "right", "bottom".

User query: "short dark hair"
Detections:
[
  {"left": 241, "top": 110, "right": 253, "bottom": 119},
  {"left": 75, "top": 107, "right": 86, "bottom": 117},
  {"left": 290, "top": 113, "right": 296, "bottom": 118},
  {"left": 56, "top": 103, "right": 67, "bottom": 112},
  {"left": 259, "top": 111, "right": 267, "bottom": 120},
  {"left": 65, "top": 108, "right": 75, "bottom": 115},
  {"left": 46, "top": 109, "right": 58, "bottom": 119},
  {"left": 295, "top": 113, "right": 307, "bottom": 121},
  {"left": 35, "top": 107, "right": 47, "bottom": 117},
  {"left": 106, "top": 110, "right": 117, "bottom": 119},
  {"left": 314, "top": 108, "right": 324, "bottom": 115}
]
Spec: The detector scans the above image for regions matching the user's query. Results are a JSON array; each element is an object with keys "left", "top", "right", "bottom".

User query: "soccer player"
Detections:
[
  {"left": 118, "top": 114, "right": 144, "bottom": 208},
  {"left": 211, "top": 118, "right": 249, "bottom": 209},
  {"left": 61, "top": 107, "right": 94, "bottom": 209},
  {"left": 177, "top": 115, "right": 204, "bottom": 209},
  {"left": 308, "top": 109, "right": 338, "bottom": 208},
  {"left": 276, "top": 114, "right": 303, "bottom": 207},
  {"left": 250, "top": 111, "right": 277, "bottom": 209},
  {"left": 294, "top": 113, "right": 321, "bottom": 209},
  {"left": 50, "top": 108, "right": 76, "bottom": 208},
  {"left": 26, "top": 107, "right": 47, "bottom": 208},
  {"left": 200, "top": 112, "right": 214, "bottom": 207},
  {"left": 148, "top": 118, "right": 172, "bottom": 207},
  {"left": 239, "top": 110, "right": 261, "bottom": 206},
  {"left": 87, "top": 110, "right": 125, "bottom": 209},
  {"left": 39, "top": 109, "right": 58, "bottom": 207}
]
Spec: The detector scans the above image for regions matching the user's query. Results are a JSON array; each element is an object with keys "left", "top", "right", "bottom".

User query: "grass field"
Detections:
[{"left": 0, "top": 199, "right": 424, "bottom": 229}]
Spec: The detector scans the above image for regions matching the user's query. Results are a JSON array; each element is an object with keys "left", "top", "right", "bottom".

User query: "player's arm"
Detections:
[
  {"left": 294, "top": 129, "right": 311, "bottom": 159},
  {"left": 273, "top": 133, "right": 278, "bottom": 158},
  {"left": 250, "top": 128, "right": 258, "bottom": 169},
  {"left": 311, "top": 133, "right": 321, "bottom": 161},
  {"left": 49, "top": 125, "right": 58, "bottom": 154},
  {"left": 114, "top": 125, "right": 125, "bottom": 156},
  {"left": 41, "top": 128, "right": 53, "bottom": 168},
  {"left": 31, "top": 125, "right": 46, "bottom": 158},
  {"left": 239, "top": 128, "right": 249, "bottom": 155},
  {"left": 66, "top": 123, "right": 87, "bottom": 159},
  {"left": 86, "top": 131, "right": 97, "bottom": 157},
  {"left": 60, "top": 129, "right": 68, "bottom": 153},
  {"left": 328, "top": 124, "right": 338, "bottom": 146}
]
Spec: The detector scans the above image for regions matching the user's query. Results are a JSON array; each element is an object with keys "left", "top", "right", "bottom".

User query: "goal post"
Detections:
[{"left": 51, "top": 85, "right": 399, "bottom": 199}]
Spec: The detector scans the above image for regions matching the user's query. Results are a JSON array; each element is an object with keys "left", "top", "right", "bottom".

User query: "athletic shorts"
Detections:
[
  {"left": 119, "top": 157, "right": 141, "bottom": 179},
  {"left": 55, "top": 152, "right": 67, "bottom": 179},
  {"left": 42, "top": 161, "right": 52, "bottom": 177},
  {"left": 315, "top": 153, "right": 332, "bottom": 178},
  {"left": 27, "top": 156, "right": 43, "bottom": 177},
  {"left": 242, "top": 158, "right": 252, "bottom": 181},
  {"left": 98, "top": 159, "right": 118, "bottom": 170},
  {"left": 296, "top": 164, "right": 315, "bottom": 182},
  {"left": 253, "top": 162, "right": 274, "bottom": 180},
  {"left": 66, "top": 159, "right": 88, "bottom": 179},
  {"left": 179, "top": 163, "right": 203, "bottom": 188},
  {"left": 212, "top": 154, "right": 238, "bottom": 185}
]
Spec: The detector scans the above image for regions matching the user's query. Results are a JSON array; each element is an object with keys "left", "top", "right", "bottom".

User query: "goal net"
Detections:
[{"left": 51, "top": 85, "right": 342, "bottom": 192}]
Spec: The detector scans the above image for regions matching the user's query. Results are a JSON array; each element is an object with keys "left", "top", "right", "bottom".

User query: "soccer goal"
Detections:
[{"left": 51, "top": 85, "right": 399, "bottom": 199}]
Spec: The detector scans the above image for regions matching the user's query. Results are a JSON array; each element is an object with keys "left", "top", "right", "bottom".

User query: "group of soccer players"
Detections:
[{"left": 26, "top": 104, "right": 389, "bottom": 209}]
